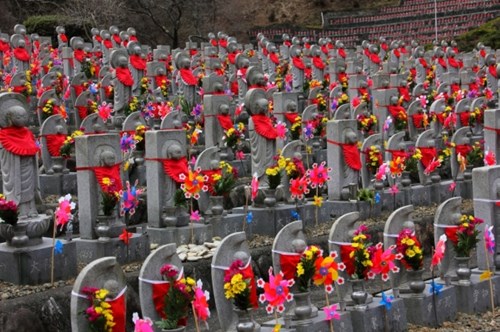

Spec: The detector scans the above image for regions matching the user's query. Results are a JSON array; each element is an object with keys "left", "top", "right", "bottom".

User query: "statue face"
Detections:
[
  {"left": 233, "top": 251, "right": 249, "bottom": 263},
  {"left": 118, "top": 56, "right": 128, "bottom": 67},
  {"left": 210, "top": 159, "right": 220, "bottom": 170},
  {"left": 18, "top": 39, "right": 26, "bottom": 48},
  {"left": 167, "top": 143, "right": 184, "bottom": 159},
  {"left": 9, "top": 105, "right": 28, "bottom": 127},
  {"left": 285, "top": 101, "right": 297, "bottom": 113},
  {"left": 219, "top": 104, "right": 229, "bottom": 115},
  {"left": 255, "top": 98, "right": 268, "bottom": 114},
  {"left": 100, "top": 150, "right": 116, "bottom": 166},
  {"left": 292, "top": 239, "right": 307, "bottom": 253}
]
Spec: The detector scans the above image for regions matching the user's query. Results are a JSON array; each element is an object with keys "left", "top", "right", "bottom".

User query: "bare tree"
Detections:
[
  {"left": 61, "top": 0, "right": 127, "bottom": 36},
  {"left": 129, "top": 0, "right": 185, "bottom": 48}
]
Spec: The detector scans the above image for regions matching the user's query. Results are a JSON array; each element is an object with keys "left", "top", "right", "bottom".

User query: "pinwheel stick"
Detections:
[
  {"left": 430, "top": 248, "right": 439, "bottom": 327},
  {"left": 315, "top": 187, "right": 319, "bottom": 226},
  {"left": 484, "top": 240, "right": 495, "bottom": 315},
  {"left": 243, "top": 187, "right": 249, "bottom": 232},
  {"left": 325, "top": 290, "right": 334, "bottom": 332},
  {"left": 190, "top": 199, "right": 195, "bottom": 244},
  {"left": 51, "top": 214, "right": 57, "bottom": 287},
  {"left": 192, "top": 302, "right": 201, "bottom": 332}
]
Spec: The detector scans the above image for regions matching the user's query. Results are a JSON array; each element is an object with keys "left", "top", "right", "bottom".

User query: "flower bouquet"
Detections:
[
  {"left": 224, "top": 259, "right": 254, "bottom": 311},
  {"left": 82, "top": 287, "right": 116, "bottom": 332},
  {"left": 156, "top": 264, "right": 195, "bottom": 330},
  {"left": 60, "top": 130, "right": 84, "bottom": 158},
  {"left": 211, "top": 161, "right": 237, "bottom": 197},
  {"left": 445, "top": 214, "right": 484, "bottom": 257},
  {"left": 396, "top": 228, "right": 423, "bottom": 271},
  {"left": 100, "top": 177, "right": 120, "bottom": 216},
  {"left": 295, "top": 245, "right": 322, "bottom": 292},
  {"left": 343, "top": 225, "right": 375, "bottom": 280}
]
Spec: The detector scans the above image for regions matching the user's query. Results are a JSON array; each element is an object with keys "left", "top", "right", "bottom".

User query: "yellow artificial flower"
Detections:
[
  {"left": 296, "top": 262, "right": 304, "bottom": 276},
  {"left": 313, "top": 195, "right": 323, "bottom": 207}
]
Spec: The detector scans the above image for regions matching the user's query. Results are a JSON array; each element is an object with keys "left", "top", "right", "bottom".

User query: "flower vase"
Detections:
[
  {"left": 52, "top": 156, "right": 68, "bottom": 174},
  {"left": 349, "top": 279, "right": 368, "bottom": 310},
  {"left": 233, "top": 308, "right": 255, "bottom": 332},
  {"left": 463, "top": 165, "right": 473, "bottom": 181},
  {"left": 455, "top": 256, "right": 472, "bottom": 286},
  {"left": 162, "top": 206, "right": 178, "bottom": 227},
  {"left": 220, "top": 146, "right": 235, "bottom": 161},
  {"left": 263, "top": 188, "right": 277, "bottom": 208},
  {"left": 406, "top": 268, "right": 425, "bottom": 295},
  {"left": 401, "top": 171, "right": 412, "bottom": 188},
  {"left": 209, "top": 195, "right": 224, "bottom": 216},
  {"left": 95, "top": 215, "right": 113, "bottom": 241},
  {"left": 293, "top": 291, "right": 313, "bottom": 320},
  {"left": 9, "top": 221, "right": 29, "bottom": 247}
]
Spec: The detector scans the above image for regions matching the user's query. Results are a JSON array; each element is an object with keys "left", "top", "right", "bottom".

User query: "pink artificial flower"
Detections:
[
  {"left": 132, "top": 313, "right": 154, "bottom": 332},
  {"left": 323, "top": 304, "right": 341, "bottom": 321},
  {"left": 383, "top": 116, "right": 393, "bottom": 132},
  {"left": 431, "top": 234, "right": 447, "bottom": 268},
  {"left": 235, "top": 150, "right": 245, "bottom": 160},
  {"left": 98, "top": 102, "right": 112, "bottom": 121},
  {"left": 55, "top": 194, "right": 75, "bottom": 227},
  {"left": 307, "top": 161, "right": 331, "bottom": 188},
  {"left": 251, "top": 173, "right": 259, "bottom": 201},
  {"left": 424, "top": 158, "right": 441, "bottom": 175},
  {"left": 192, "top": 280, "right": 210, "bottom": 321},
  {"left": 484, "top": 150, "right": 496, "bottom": 166},
  {"left": 376, "top": 163, "right": 388, "bottom": 181},
  {"left": 484, "top": 224, "right": 495, "bottom": 255},
  {"left": 448, "top": 182, "right": 456, "bottom": 192},
  {"left": 275, "top": 121, "right": 288, "bottom": 139}
]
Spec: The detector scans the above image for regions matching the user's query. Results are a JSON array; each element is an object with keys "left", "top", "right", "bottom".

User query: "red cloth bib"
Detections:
[
  {"left": 103, "top": 39, "right": 113, "bottom": 49},
  {"left": 279, "top": 253, "right": 301, "bottom": 280},
  {"left": 412, "top": 113, "right": 425, "bottom": 128},
  {"left": 437, "top": 58, "right": 447, "bottom": 69},
  {"left": 155, "top": 75, "right": 168, "bottom": 88},
  {"left": 489, "top": 65, "right": 498, "bottom": 79},
  {"left": 59, "top": 34, "right": 68, "bottom": 43},
  {"left": 228, "top": 52, "right": 237, "bottom": 65},
  {"left": 444, "top": 226, "right": 460, "bottom": 245},
  {"left": 284, "top": 112, "right": 299, "bottom": 124},
  {"left": 72, "top": 84, "right": 85, "bottom": 97},
  {"left": 162, "top": 157, "right": 189, "bottom": 183},
  {"left": 448, "top": 57, "right": 460, "bottom": 68},
  {"left": 399, "top": 87, "right": 410, "bottom": 102},
  {"left": 0, "top": 39, "right": 9, "bottom": 52},
  {"left": 338, "top": 48, "right": 346, "bottom": 58},
  {"left": 459, "top": 112, "right": 470, "bottom": 126},
  {"left": 217, "top": 114, "right": 233, "bottom": 131},
  {"left": 92, "top": 164, "right": 123, "bottom": 192},
  {"left": 13, "top": 48, "right": 30, "bottom": 62},
  {"left": 112, "top": 34, "right": 121, "bottom": 45},
  {"left": 129, "top": 54, "right": 146, "bottom": 71},
  {"left": 251, "top": 114, "right": 278, "bottom": 140},
  {"left": 73, "top": 49, "right": 85, "bottom": 63},
  {"left": 455, "top": 144, "right": 472, "bottom": 157},
  {"left": 44, "top": 133, "right": 66, "bottom": 157},
  {"left": 370, "top": 53, "right": 381, "bottom": 64},
  {"left": 388, "top": 105, "right": 407, "bottom": 119},
  {"left": 419, "top": 58, "right": 428, "bottom": 68},
  {"left": 115, "top": 67, "right": 134, "bottom": 87},
  {"left": 152, "top": 282, "right": 170, "bottom": 319},
  {"left": 0, "top": 127, "right": 39, "bottom": 156},
  {"left": 76, "top": 105, "right": 88, "bottom": 120},
  {"left": 107, "top": 293, "right": 126, "bottom": 332},
  {"left": 179, "top": 68, "right": 198, "bottom": 86},
  {"left": 292, "top": 56, "right": 305, "bottom": 70},
  {"left": 312, "top": 56, "right": 325, "bottom": 69},
  {"left": 269, "top": 52, "right": 279, "bottom": 65},
  {"left": 342, "top": 143, "right": 362, "bottom": 171},
  {"left": 419, "top": 147, "right": 437, "bottom": 168}
]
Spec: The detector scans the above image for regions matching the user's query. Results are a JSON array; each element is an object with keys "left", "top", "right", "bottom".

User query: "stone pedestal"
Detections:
[
  {"left": 261, "top": 309, "right": 353, "bottom": 332},
  {"left": 75, "top": 233, "right": 149, "bottom": 264},
  {"left": 349, "top": 297, "right": 407, "bottom": 332},
  {"left": 400, "top": 282, "right": 457, "bottom": 328},
  {"left": 471, "top": 269, "right": 500, "bottom": 307},
  {"left": 147, "top": 224, "right": 213, "bottom": 246},
  {"left": 450, "top": 273, "right": 498, "bottom": 314},
  {"left": 0, "top": 238, "right": 77, "bottom": 285},
  {"left": 39, "top": 173, "right": 77, "bottom": 197}
]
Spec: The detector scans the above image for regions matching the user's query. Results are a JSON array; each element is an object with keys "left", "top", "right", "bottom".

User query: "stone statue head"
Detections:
[
  {"left": 233, "top": 250, "right": 249, "bottom": 264},
  {"left": 0, "top": 93, "right": 29, "bottom": 128},
  {"left": 285, "top": 100, "right": 297, "bottom": 113},
  {"left": 292, "top": 239, "right": 307, "bottom": 253},
  {"left": 344, "top": 128, "right": 358, "bottom": 144},
  {"left": 103, "top": 279, "right": 120, "bottom": 299},
  {"left": 166, "top": 143, "right": 184, "bottom": 160},
  {"left": 218, "top": 104, "right": 229, "bottom": 115},
  {"left": 18, "top": 38, "right": 26, "bottom": 49},
  {"left": 208, "top": 32, "right": 215, "bottom": 40},
  {"left": 255, "top": 98, "right": 268, "bottom": 115},
  {"left": 99, "top": 150, "right": 116, "bottom": 167},
  {"left": 91, "top": 28, "right": 99, "bottom": 37}
]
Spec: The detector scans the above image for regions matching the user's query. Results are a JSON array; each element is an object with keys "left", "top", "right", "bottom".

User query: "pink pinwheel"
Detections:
[
  {"left": 370, "top": 243, "right": 401, "bottom": 282},
  {"left": 418, "top": 95, "right": 428, "bottom": 108},
  {"left": 323, "top": 304, "right": 340, "bottom": 321},
  {"left": 55, "top": 194, "right": 75, "bottom": 228},
  {"left": 485, "top": 224, "right": 495, "bottom": 255},
  {"left": 235, "top": 150, "right": 245, "bottom": 160},
  {"left": 156, "top": 102, "right": 171, "bottom": 119},
  {"left": 289, "top": 176, "right": 310, "bottom": 200},
  {"left": 431, "top": 234, "right": 447, "bottom": 268},
  {"left": 98, "top": 102, "right": 112, "bottom": 121},
  {"left": 484, "top": 150, "right": 496, "bottom": 166},
  {"left": 275, "top": 121, "right": 288, "bottom": 139},
  {"left": 120, "top": 180, "right": 143, "bottom": 216},
  {"left": 389, "top": 184, "right": 399, "bottom": 195},
  {"left": 383, "top": 116, "right": 392, "bottom": 132},
  {"left": 257, "top": 267, "right": 294, "bottom": 314},
  {"left": 307, "top": 161, "right": 331, "bottom": 188},
  {"left": 190, "top": 210, "right": 201, "bottom": 222},
  {"left": 448, "top": 182, "right": 456, "bottom": 192},
  {"left": 443, "top": 112, "right": 456, "bottom": 129},
  {"left": 424, "top": 158, "right": 441, "bottom": 175},
  {"left": 303, "top": 122, "right": 314, "bottom": 140},
  {"left": 376, "top": 162, "right": 388, "bottom": 181},
  {"left": 251, "top": 173, "right": 259, "bottom": 201},
  {"left": 192, "top": 280, "right": 210, "bottom": 322}
]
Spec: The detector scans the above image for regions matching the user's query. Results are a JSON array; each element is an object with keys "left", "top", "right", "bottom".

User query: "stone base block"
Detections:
[
  {"left": 147, "top": 224, "right": 213, "bottom": 246},
  {"left": 451, "top": 274, "right": 497, "bottom": 314},
  {"left": 400, "top": 282, "right": 456, "bottom": 328},
  {"left": 471, "top": 268, "right": 500, "bottom": 306},
  {"left": 40, "top": 173, "right": 77, "bottom": 197},
  {"left": 349, "top": 297, "right": 407, "bottom": 332},
  {"left": 210, "top": 212, "right": 245, "bottom": 238},
  {"left": 261, "top": 309, "right": 352, "bottom": 332},
  {"left": 75, "top": 233, "right": 149, "bottom": 264},
  {"left": 0, "top": 238, "right": 77, "bottom": 285}
]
